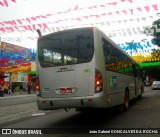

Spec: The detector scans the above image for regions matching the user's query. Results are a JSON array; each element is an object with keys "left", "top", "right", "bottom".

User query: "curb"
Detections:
[{"left": 0, "top": 94, "right": 37, "bottom": 100}]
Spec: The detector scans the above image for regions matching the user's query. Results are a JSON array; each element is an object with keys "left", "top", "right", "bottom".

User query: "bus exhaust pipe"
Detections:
[{"left": 64, "top": 108, "right": 70, "bottom": 112}]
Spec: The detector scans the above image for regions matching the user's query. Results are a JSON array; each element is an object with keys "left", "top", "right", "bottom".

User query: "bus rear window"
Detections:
[{"left": 38, "top": 28, "right": 94, "bottom": 67}]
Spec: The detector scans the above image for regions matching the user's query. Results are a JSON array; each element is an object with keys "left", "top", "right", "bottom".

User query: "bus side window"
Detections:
[
  {"left": 132, "top": 63, "right": 137, "bottom": 77},
  {"left": 102, "top": 39, "right": 116, "bottom": 71},
  {"left": 136, "top": 65, "right": 142, "bottom": 78}
]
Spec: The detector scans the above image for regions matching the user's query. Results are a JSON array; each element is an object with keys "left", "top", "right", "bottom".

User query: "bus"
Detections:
[{"left": 36, "top": 27, "right": 144, "bottom": 111}]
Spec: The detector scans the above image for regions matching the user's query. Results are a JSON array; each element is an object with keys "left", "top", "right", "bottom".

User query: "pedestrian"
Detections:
[
  {"left": 20, "top": 85, "right": 23, "bottom": 94},
  {"left": 11, "top": 84, "right": 15, "bottom": 93},
  {"left": 8, "top": 86, "right": 12, "bottom": 94},
  {"left": 0, "top": 84, "right": 4, "bottom": 97},
  {"left": 27, "top": 84, "right": 31, "bottom": 94}
]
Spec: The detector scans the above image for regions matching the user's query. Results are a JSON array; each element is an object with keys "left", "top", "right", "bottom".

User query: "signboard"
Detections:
[
  {"left": 4, "top": 72, "right": 9, "bottom": 82},
  {"left": 11, "top": 73, "right": 28, "bottom": 82}
]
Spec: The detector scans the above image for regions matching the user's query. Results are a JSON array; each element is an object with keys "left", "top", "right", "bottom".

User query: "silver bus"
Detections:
[{"left": 36, "top": 27, "right": 144, "bottom": 111}]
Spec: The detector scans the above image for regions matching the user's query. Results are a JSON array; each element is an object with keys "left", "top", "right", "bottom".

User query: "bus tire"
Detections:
[{"left": 123, "top": 91, "right": 129, "bottom": 111}]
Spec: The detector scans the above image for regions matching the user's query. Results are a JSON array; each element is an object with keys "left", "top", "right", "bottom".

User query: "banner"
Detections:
[
  {"left": 0, "top": 128, "right": 160, "bottom": 135},
  {"left": 0, "top": 42, "right": 36, "bottom": 67}
]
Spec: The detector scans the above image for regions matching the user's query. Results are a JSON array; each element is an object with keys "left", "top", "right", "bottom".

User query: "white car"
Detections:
[{"left": 151, "top": 81, "right": 160, "bottom": 89}]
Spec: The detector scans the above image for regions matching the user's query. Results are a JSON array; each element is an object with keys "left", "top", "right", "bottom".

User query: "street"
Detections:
[
  {"left": 0, "top": 94, "right": 36, "bottom": 107},
  {"left": 1, "top": 1, "right": 160, "bottom": 137},
  {"left": 0, "top": 86, "right": 160, "bottom": 137}
]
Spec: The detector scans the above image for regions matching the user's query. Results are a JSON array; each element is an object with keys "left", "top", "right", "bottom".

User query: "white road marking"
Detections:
[{"left": 32, "top": 113, "right": 45, "bottom": 116}]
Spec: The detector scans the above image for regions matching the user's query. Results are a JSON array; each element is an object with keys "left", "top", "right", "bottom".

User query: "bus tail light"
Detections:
[
  {"left": 95, "top": 69, "right": 103, "bottom": 93},
  {"left": 36, "top": 85, "right": 40, "bottom": 90},
  {"left": 36, "top": 77, "right": 41, "bottom": 97}
]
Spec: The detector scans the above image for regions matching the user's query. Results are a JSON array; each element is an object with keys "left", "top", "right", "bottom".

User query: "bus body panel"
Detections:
[
  {"left": 37, "top": 27, "right": 96, "bottom": 100},
  {"left": 39, "top": 62, "right": 95, "bottom": 98},
  {"left": 104, "top": 70, "right": 135, "bottom": 107},
  {"left": 135, "top": 75, "right": 144, "bottom": 96},
  {"left": 37, "top": 27, "right": 144, "bottom": 110},
  {"left": 37, "top": 92, "right": 108, "bottom": 110}
]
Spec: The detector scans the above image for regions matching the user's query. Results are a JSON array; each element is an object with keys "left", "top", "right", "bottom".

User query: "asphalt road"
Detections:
[
  {"left": 1, "top": 86, "right": 160, "bottom": 137},
  {"left": 0, "top": 94, "right": 36, "bottom": 107}
]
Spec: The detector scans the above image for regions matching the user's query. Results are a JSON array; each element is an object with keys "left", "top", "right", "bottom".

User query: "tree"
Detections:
[
  {"left": 143, "top": 66, "right": 160, "bottom": 80},
  {"left": 150, "top": 19, "right": 160, "bottom": 47}
]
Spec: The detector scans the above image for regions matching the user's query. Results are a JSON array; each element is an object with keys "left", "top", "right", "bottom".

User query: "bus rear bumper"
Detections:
[{"left": 37, "top": 94, "right": 108, "bottom": 110}]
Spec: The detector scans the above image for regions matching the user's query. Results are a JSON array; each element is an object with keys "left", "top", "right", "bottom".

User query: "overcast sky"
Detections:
[
  {"left": 1, "top": 0, "right": 106, "bottom": 21},
  {"left": 0, "top": 0, "right": 159, "bottom": 49}
]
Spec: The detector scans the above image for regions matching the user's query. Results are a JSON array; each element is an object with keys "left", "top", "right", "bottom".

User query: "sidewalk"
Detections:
[
  {"left": 0, "top": 92, "right": 50, "bottom": 126},
  {"left": 3, "top": 91, "right": 37, "bottom": 97}
]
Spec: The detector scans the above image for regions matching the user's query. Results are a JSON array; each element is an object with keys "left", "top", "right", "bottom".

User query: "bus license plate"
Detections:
[{"left": 60, "top": 88, "right": 72, "bottom": 94}]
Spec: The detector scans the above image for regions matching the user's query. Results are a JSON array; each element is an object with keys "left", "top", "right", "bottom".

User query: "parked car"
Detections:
[{"left": 151, "top": 81, "right": 160, "bottom": 89}]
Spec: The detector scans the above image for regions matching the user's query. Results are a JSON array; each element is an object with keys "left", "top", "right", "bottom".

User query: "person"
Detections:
[
  {"left": 4, "top": 84, "right": 7, "bottom": 94},
  {"left": 8, "top": 86, "right": 12, "bottom": 94},
  {"left": 20, "top": 85, "right": 23, "bottom": 94},
  {"left": 27, "top": 84, "right": 31, "bottom": 94},
  {"left": 11, "top": 84, "right": 15, "bottom": 93},
  {"left": 0, "top": 84, "right": 4, "bottom": 97}
]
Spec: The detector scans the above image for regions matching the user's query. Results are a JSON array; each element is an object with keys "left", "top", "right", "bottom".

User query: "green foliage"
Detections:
[
  {"left": 143, "top": 65, "right": 160, "bottom": 80},
  {"left": 151, "top": 19, "right": 160, "bottom": 47}
]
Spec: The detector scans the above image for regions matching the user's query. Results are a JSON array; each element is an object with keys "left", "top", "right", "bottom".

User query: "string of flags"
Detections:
[
  {"left": 0, "top": 0, "right": 16, "bottom": 7},
  {"left": 0, "top": 2, "right": 159, "bottom": 33},
  {"left": 0, "top": 0, "right": 160, "bottom": 72}
]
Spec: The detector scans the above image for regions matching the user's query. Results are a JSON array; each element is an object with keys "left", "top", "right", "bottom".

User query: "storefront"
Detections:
[
  {"left": 11, "top": 72, "right": 28, "bottom": 92},
  {"left": 0, "top": 41, "right": 37, "bottom": 93}
]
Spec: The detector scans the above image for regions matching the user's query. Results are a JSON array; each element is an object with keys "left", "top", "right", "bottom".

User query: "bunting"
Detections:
[
  {"left": 0, "top": 3, "right": 159, "bottom": 33},
  {"left": 0, "top": 0, "right": 16, "bottom": 7},
  {"left": 0, "top": 62, "right": 32, "bottom": 73},
  {"left": 0, "top": 0, "right": 160, "bottom": 73},
  {"left": 118, "top": 41, "right": 160, "bottom": 63}
]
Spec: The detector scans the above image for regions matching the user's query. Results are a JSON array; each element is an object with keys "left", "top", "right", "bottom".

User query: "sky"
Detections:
[
  {"left": 0, "top": 0, "right": 110, "bottom": 49},
  {"left": 1, "top": 0, "right": 107, "bottom": 21},
  {"left": 0, "top": 0, "right": 160, "bottom": 49}
]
